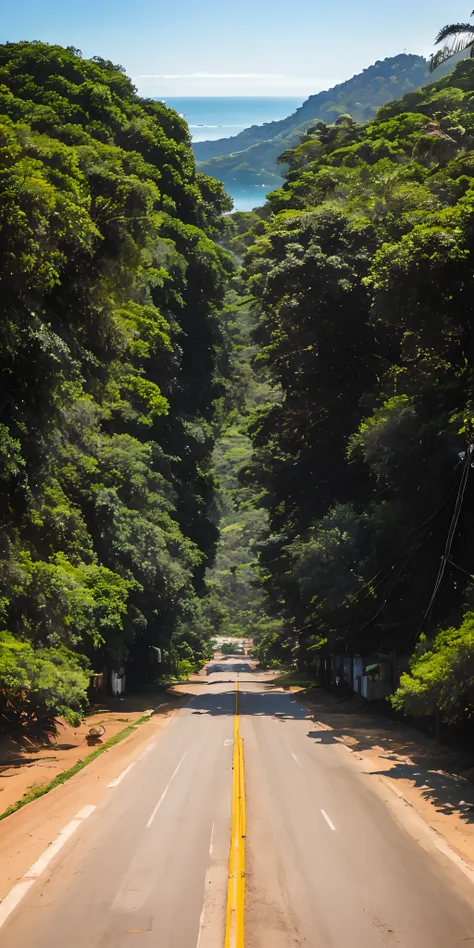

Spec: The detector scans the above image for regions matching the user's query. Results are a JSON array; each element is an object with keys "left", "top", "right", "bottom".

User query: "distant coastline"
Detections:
[
  {"left": 158, "top": 96, "right": 304, "bottom": 143},
  {"left": 191, "top": 55, "right": 430, "bottom": 211},
  {"left": 153, "top": 96, "right": 304, "bottom": 210}
]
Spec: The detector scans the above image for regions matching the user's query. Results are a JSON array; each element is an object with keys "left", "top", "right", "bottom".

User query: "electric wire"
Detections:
[{"left": 416, "top": 444, "right": 473, "bottom": 640}]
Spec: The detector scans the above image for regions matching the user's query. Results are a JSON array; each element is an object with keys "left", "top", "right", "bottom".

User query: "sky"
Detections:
[{"left": 1, "top": 1, "right": 470, "bottom": 97}]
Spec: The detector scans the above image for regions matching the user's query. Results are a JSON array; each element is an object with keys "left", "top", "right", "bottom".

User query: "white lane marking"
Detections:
[
  {"left": 195, "top": 903, "right": 206, "bottom": 948},
  {"left": 75, "top": 804, "right": 96, "bottom": 820},
  {"left": 378, "top": 777, "right": 474, "bottom": 887},
  {"left": 25, "top": 820, "right": 82, "bottom": 877},
  {"left": 380, "top": 776, "right": 405, "bottom": 800},
  {"left": 195, "top": 866, "right": 214, "bottom": 948},
  {"left": 25, "top": 805, "right": 97, "bottom": 879},
  {"left": 0, "top": 804, "right": 97, "bottom": 928},
  {"left": 209, "top": 820, "right": 215, "bottom": 855},
  {"left": 224, "top": 739, "right": 233, "bottom": 746},
  {"left": 0, "top": 880, "right": 35, "bottom": 928},
  {"left": 146, "top": 752, "right": 187, "bottom": 828},
  {"left": 137, "top": 739, "right": 157, "bottom": 761},
  {"left": 435, "top": 837, "right": 474, "bottom": 882},
  {"left": 321, "top": 809, "right": 336, "bottom": 831},
  {"left": 106, "top": 762, "right": 135, "bottom": 788},
  {"left": 291, "top": 751, "right": 303, "bottom": 769}
]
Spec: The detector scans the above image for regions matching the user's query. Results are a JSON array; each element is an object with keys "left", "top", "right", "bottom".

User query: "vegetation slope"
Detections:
[
  {"left": 4, "top": 40, "right": 474, "bottom": 735},
  {"left": 193, "top": 55, "right": 429, "bottom": 193},
  {"left": 0, "top": 41, "right": 232, "bottom": 729},
  {"left": 235, "top": 58, "right": 474, "bottom": 721}
]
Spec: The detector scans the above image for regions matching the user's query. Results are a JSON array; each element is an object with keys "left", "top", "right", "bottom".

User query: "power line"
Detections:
[
  {"left": 345, "top": 465, "right": 463, "bottom": 610},
  {"left": 447, "top": 558, "right": 474, "bottom": 580},
  {"left": 352, "top": 454, "right": 472, "bottom": 641},
  {"left": 416, "top": 444, "right": 473, "bottom": 640},
  {"left": 292, "top": 455, "right": 472, "bottom": 641},
  {"left": 355, "top": 539, "right": 427, "bottom": 637}
]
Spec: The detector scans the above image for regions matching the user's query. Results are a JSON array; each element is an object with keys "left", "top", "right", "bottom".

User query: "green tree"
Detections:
[
  {"left": 0, "top": 42, "right": 232, "bottom": 726},
  {"left": 391, "top": 615, "right": 474, "bottom": 721},
  {"left": 241, "top": 56, "right": 474, "bottom": 684},
  {"left": 0, "top": 632, "right": 90, "bottom": 728}
]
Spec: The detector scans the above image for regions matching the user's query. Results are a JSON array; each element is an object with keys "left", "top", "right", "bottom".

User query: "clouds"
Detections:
[{"left": 133, "top": 72, "right": 337, "bottom": 96}]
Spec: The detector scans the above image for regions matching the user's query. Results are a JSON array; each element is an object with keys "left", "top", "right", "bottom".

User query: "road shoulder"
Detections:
[
  {"left": 0, "top": 697, "right": 184, "bottom": 903},
  {"left": 298, "top": 686, "right": 474, "bottom": 871}
]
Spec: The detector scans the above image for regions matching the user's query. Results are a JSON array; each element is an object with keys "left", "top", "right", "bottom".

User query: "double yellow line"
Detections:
[{"left": 225, "top": 680, "right": 246, "bottom": 948}]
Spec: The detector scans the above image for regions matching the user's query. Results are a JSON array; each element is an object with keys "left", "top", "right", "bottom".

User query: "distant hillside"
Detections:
[{"left": 194, "top": 54, "right": 429, "bottom": 192}]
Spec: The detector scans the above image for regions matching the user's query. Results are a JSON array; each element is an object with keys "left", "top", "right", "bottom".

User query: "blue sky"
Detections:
[{"left": 1, "top": 1, "right": 469, "bottom": 96}]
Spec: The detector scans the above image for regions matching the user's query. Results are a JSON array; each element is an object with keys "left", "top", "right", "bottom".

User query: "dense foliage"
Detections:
[
  {"left": 199, "top": 281, "right": 282, "bottom": 647},
  {"left": 194, "top": 56, "right": 429, "bottom": 192},
  {"left": 4, "top": 40, "right": 474, "bottom": 731},
  {"left": 240, "top": 59, "right": 474, "bottom": 719},
  {"left": 0, "top": 42, "right": 232, "bottom": 728}
]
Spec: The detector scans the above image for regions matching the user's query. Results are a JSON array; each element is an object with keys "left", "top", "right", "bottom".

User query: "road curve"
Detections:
[{"left": 1, "top": 661, "right": 474, "bottom": 947}]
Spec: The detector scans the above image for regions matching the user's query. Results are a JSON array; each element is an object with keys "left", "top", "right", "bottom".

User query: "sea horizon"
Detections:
[
  {"left": 157, "top": 96, "right": 305, "bottom": 142},
  {"left": 154, "top": 96, "right": 304, "bottom": 212}
]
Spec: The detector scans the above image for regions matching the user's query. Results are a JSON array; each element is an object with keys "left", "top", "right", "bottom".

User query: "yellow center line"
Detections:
[{"left": 225, "top": 679, "right": 245, "bottom": 948}]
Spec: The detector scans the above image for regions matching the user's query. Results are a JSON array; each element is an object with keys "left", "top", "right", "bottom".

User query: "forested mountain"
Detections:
[
  {"left": 238, "top": 58, "right": 474, "bottom": 720},
  {"left": 0, "top": 42, "right": 232, "bottom": 727},
  {"left": 3, "top": 40, "right": 474, "bottom": 731},
  {"left": 194, "top": 55, "right": 429, "bottom": 193}
]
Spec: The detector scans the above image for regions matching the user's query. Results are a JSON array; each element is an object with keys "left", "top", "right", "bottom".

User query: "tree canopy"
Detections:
[
  {"left": 0, "top": 41, "right": 232, "bottom": 728},
  {"left": 194, "top": 55, "right": 429, "bottom": 193},
  {"left": 4, "top": 42, "right": 474, "bottom": 730},
  {"left": 238, "top": 58, "right": 474, "bottom": 720}
]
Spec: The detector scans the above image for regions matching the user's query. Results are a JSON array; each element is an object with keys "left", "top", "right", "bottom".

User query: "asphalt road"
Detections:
[{"left": 2, "top": 660, "right": 474, "bottom": 946}]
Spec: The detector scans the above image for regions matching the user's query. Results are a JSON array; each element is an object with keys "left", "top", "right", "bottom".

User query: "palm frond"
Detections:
[
  {"left": 435, "top": 22, "right": 474, "bottom": 47},
  {"left": 429, "top": 47, "right": 455, "bottom": 73}
]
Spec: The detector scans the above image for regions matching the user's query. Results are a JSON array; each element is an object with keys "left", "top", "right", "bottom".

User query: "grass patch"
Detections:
[
  {"left": 271, "top": 669, "right": 321, "bottom": 689},
  {"left": 132, "top": 676, "right": 189, "bottom": 693},
  {"left": 0, "top": 712, "right": 152, "bottom": 823}
]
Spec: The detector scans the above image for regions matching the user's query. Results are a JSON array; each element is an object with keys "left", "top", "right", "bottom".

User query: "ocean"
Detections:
[
  {"left": 161, "top": 96, "right": 304, "bottom": 143},
  {"left": 223, "top": 188, "right": 274, "bottom": 213},
  {"left": 157, "top": 96, "right": 304, "bottom": 212}
]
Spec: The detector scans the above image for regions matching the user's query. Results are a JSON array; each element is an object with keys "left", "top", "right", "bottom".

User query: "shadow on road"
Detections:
[
  {"left": 364, "top": 762, "right": 474, "bottom": 821},
  {"left": 307, "top": 729, "right": 339, "bottom": 744},
  {"left": 302, "top": 691, "right": 474, "bottom": 824},
  {"left": 187, "top": 682, "right": 311, "bottom": 722},
  {"left": 191, "top": 661, "right": 474, "bottom": 824},
  {"left": 179, "top": 657, "right": 474, "bottom": 826}
]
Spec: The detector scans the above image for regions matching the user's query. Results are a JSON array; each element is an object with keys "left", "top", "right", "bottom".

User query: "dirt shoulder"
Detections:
[
  {"left": 0, "top": 662, "right": 248, "bottom": 904},
  {"left": 0, "top": 662, "right": 233, "bottom": 817},
  {"left": 0, "top": 691, "right": 189, "bottom": 902},
  {"left": 0, "top": 692, "right": 184, "bottom": 815},
  {"left": 295, "top": 685, "right": 474, "bottom": 869}
]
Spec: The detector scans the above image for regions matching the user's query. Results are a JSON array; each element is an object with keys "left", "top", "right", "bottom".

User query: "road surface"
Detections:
[{"left": 1, "top": 659, "right": 474, "bottom": 946}]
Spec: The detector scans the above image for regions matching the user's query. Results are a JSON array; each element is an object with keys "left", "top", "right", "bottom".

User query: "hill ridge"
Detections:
[{"left": 193, "top": 54, "right": 429, "bottom": 196}]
